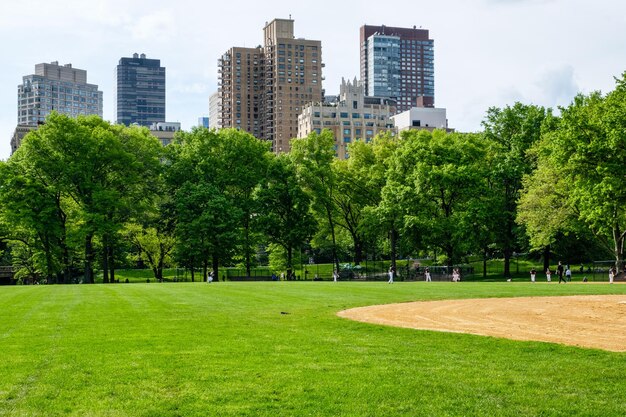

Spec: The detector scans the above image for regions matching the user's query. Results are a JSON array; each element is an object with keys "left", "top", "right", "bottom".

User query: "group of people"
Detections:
[
  {"left": 530, "top": 261, "right": 570, "bottom": 283},
  {"left": 531, "top": 261, "right": 619, "bottom": 283}
]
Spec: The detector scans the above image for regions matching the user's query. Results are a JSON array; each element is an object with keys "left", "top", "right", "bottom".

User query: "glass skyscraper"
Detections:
[
  {"left": 367, "top": 35, "right": 401, "bottom": 99},
  {"left": 360, "top": 25, "right": 435, "bottom": 112},
  {"left": 115, "top": 53, "right": 165, "bottom": 126}
]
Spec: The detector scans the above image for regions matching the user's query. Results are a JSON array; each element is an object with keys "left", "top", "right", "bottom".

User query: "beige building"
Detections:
[
  {"left": 149, "top": 122, "right": 181, "bottom": 146},
  {"left": 18, "top": 61, "right": 103, "bottom": 126},
  {"left": 218, "top": 46, "right": 264, "bottom": 138},
  {"left": 10, "top": 125, "right": 37, "bottom": 154},
  {"left": 298, "top": 78, "right": 396, "bottom": 159},
  {"left": 217, "top": 18, "right": 323, "bottom": 153},
  {"left": 208, "top": 91, "right": 221, "bottom": 130}
]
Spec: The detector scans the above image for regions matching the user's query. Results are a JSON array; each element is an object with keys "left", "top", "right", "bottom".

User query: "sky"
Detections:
[{"left": 1, "top": 0, "right": 625, "bottom": 160}]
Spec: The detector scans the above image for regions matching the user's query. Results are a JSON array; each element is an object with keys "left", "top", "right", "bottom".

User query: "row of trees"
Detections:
[{"left": 1, "top": 74, "right": 624, "bottom": 283}]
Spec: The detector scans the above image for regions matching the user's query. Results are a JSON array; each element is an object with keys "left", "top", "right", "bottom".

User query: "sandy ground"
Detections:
[{"left": 338, "top": 294, "right": 626, "bottom": 352}]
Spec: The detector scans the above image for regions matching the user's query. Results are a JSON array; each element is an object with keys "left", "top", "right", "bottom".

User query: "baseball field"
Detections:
[{"left": 1, "top": 282, "right": 624, "bottom": 416}]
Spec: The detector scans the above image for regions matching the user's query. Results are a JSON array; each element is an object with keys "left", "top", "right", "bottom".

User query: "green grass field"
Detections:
[{"left": 1, "top": 282, "right": 625, "bottom": 416}]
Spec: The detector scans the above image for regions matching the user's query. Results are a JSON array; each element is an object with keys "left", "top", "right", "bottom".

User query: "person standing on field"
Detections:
[
  {"left": 388, "top": 265, "right": 395, "bottom": 284},
  {"left": 565, "top": 266, "right": 572, "bottom": 282},
  {"left": 609, "top": 266, "right": 615, "bottom": 284},
  {"left": 530, "top": 268, "right": 536, "bottom": 283},
  {"left": 425, "top": 267, "right": 431, "bottom": 282},
  {"left": 557, "top": 261, "right": 566, "bottom": 284},
  {"left": 546, "top": 268, "right": 552, "bottom": 282},
  {"left": 333, "top": 269, "right": 338, "bottom": 283},
  {"left": 452, "top": 268, "right": 460, "bottom": 282}
]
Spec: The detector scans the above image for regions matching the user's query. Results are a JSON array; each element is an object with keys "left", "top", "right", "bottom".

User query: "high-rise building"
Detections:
[
  {"left": 198, "top": 117, "right": 209, "bottom": 128},
  {"left": 17, "top": 61, "right": 103, "bottom": 125},
  {"left": 115, "top": 53, "right": 165, "bottom": 126},
  {"left": 298, "top": 77, "right": 396, "bottom": 159},
  {"left": 218, "top": 46, "right": 264, "bottom": 138},
  {"left": 218, "top": 18, "right": 323, "bottom": 153},
  {"left": 208, "top": 91, "right": 221, "bottom": 130},
  {"left": 360, "top": 25, "right": 434, "bottom": 112}
]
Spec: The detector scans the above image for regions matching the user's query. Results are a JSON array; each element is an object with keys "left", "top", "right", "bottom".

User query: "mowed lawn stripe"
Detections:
[{"left": 0, "top": 282, "right": 624, "bottom": 416}]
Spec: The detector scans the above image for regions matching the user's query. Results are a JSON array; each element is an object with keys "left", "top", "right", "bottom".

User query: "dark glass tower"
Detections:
[
  {"left": 360, "top": 25, "right": 434, "bottom": 112},
  {"left": 115, "top": 53, "right": 165, "bottom": 126}
]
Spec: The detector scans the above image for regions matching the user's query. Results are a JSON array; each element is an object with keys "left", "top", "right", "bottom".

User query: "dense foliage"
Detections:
[{"left": 1, "top": 73, "right": 624, "bottom": 282}]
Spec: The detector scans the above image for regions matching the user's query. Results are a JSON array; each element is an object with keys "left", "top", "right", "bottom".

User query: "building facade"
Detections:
[
  {"left": 391, "top": 106, "right": 451, "bottom": 132},
  {"left": 149, "top": 121, "right": 181, "bottom": 146},
  {"left": 115, "top": 53, "right": 166, "bottom": 127},
  {"left": 298, "top": 78, "right": 396, "bottom": 159},
  {"left": 360, "top": 25, "right": 434, "bottom": 112},
  {"left": 10, "top": 125, "right": 37, "bottom": 155},
  {"left": 218, "top": 46, "right": 264, "bottom": 138},
  {"left": 17, "top": 61, "right": 103, "bottom": 126},
  {"left": 208, "top": 91, "right": 221, "bottom": 130},
  {"left": 217, "top": 18, "right": 323, "bottom": 153},
  {"left": 198, "top": 117, "right": 209, "bottom": 128}
]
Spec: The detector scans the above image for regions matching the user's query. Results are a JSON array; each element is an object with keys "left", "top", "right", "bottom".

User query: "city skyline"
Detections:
[{"left": 1, "top": 0, "right": 625, "bottom": 160}]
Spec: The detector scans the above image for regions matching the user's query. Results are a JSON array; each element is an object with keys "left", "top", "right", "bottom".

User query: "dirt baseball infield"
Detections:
[{"left": 338, "top": 294, "right": 626, "bottom": 351}]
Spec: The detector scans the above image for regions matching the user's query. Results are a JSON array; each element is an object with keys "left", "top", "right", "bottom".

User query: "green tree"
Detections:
[
  {"left": 388, "top": 129, "right": 488, "bottom": 268},
  {"left": 4, "top": 113, "right": 162, "bottom": 283},
  {"left": 352, "top": 134, "right": 402, "bottom": 268},
  {"left": 167, "top": 128, "right": 244, "bottom": 281},
  {"left": 217, "top": 129, "right": 269, "bottom": 278},
  {"left": 255, "top": 155, "right": 316, "bottom": 279},
  {"left": 124, "top": 223, "right": 175, "bottom": 282},
  {"left": 482, "top": 103, "right": 548, "bottom": 277},
  {"left": 519, "top": 74, "right": 626, "bottom": 270},
  {"left": 290, "top": 130, "right": 340, "bottom": 273}
]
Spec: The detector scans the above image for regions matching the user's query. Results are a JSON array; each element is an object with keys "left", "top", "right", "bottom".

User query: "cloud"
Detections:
[
  {"left": 128, "top": 10, "right": 176, "bottom": 41},
  {"left": 170, "top": 83, "right": 210, "bottom": 95},
  {"left": 486, "top": 0, "right": 554, "bottom": 4},
  {"left": 534, "top": 65, "right": 579, "bottom": 108}
]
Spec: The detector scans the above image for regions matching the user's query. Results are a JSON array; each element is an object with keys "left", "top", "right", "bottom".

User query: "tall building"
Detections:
[
  {"left": 218, "top": 46, "right": 264, "bottom": 138},
  {"left": 115, "top": 53, "right": 166, "bottom": 126},
  {"left": 208, "top": 91, "right": 221, "bottom": 130},
  {"left": 218, "top": 18, "right": 323, "bottom": 153},
  {"left": 360, "top": 25, "right": 434, "bottom": 112},
  {"left": 198, "top": 117, "right": 209, "bottom": 128},
  {"left": 17, "top": 61, "right": 103, "bottom": 125},
  {"left": 298, "top": 78, "right": 396, "bottom": 159}
]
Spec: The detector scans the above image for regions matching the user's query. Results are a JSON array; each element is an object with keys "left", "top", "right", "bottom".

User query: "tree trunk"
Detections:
[
  {"left": 287, "top": 246, "right": 293, "bottom": 280},
  {"left": 245, "top": 214, "right": 252, "bottom": 279},
  {"left": 190, "top": 267, "right": 195, "bottom": 282},
  {"left": 542, "top": 245, "right": 551, "bottom": 273},
  {"left": 157, "top": 255, "right": 164, "bottom": 282},
  {"left": 84, "top": 233, "right": 94, "bottom": 283},
  {"left": 353, "top": 234, "right": 363, "bottom": 266},
  {"left": 503, "top": 248, "right": 512, "bottom": 278},
  {"left": 390, "top": 227, "right": 398, "bottom": 271},
  {"left": 43, "top": 234, "right": 54, "bottom": 284},
  {"left": 102, "top": 235, "right": 109, "bottom": 284},
  {"left": 326, "top": 206, "right": 340, "bottom": 275},
  {"left": 109, "top": 244, "right": 115, "bottom": 283},
  {"left": 483, "top": 249, "right": 488, "bottom": 279},
  {"left": 203, "top": 258, "right": 208, "bottom": 283},
  {"left": 613, "top": 226, "right": 625, "bottom": 272},
  {"left": 212, "top": 255, "right": 219, "bottom": 282}
]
